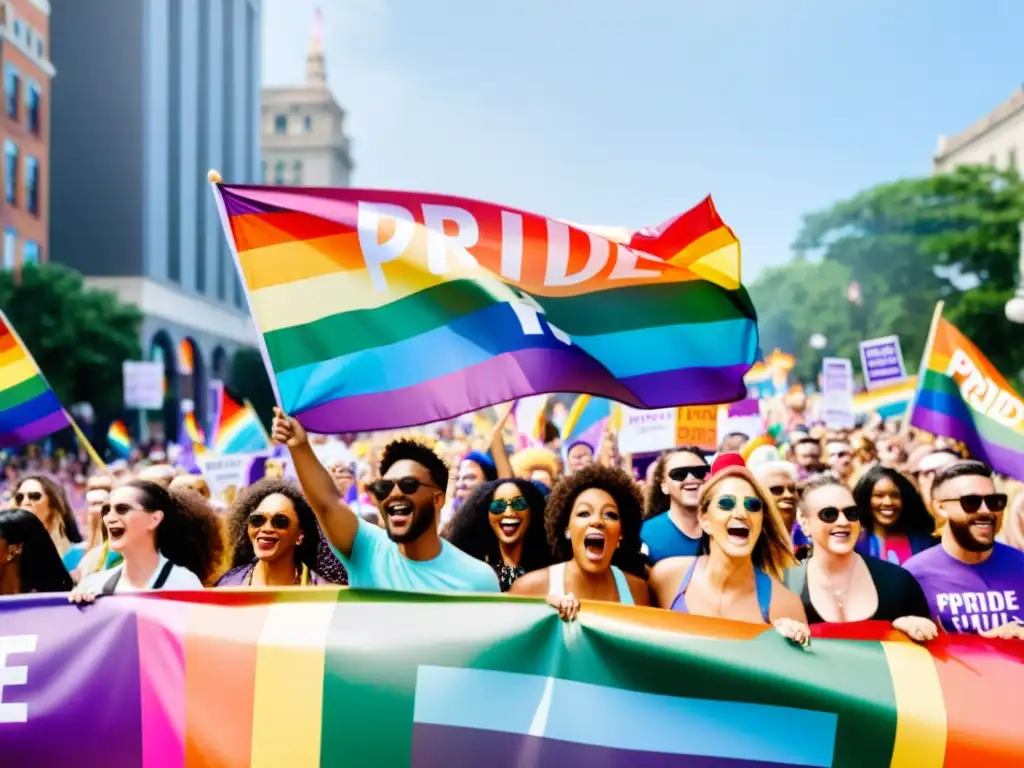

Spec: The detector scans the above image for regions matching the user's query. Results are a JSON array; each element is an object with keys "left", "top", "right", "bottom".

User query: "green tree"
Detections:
[
  {"left": 228, "top": 347, "right": 275, "bottom": 429},
  {"left": 0, "top": 264, "right": 143, "bottom": 417}
]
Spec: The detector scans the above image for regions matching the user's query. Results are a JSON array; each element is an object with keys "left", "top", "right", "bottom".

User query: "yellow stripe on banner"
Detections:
[
  {"left": 250, "top": 598, "right": 337, "bottom": 768},
  {"left": 0, "top": 357, "right": 38, "bottom": 391},
  {"left": 882, "top": 641, "right": 947, "bottom": 768}
]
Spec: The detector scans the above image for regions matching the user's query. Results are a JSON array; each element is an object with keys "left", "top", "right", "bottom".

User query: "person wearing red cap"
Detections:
[{"left": 649, "top": 454, "right": 809, "bottom": 643}]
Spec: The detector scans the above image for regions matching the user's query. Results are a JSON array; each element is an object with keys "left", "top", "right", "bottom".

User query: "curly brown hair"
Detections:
[
  {"left": 226, "top": 478, "right": 320, "bottom": 571},
  {"left": 544, "top": 464, "right": 646, "bottom": 577},
  {"left": 643, "top": 447, "right": 706, "bottom": 519}
]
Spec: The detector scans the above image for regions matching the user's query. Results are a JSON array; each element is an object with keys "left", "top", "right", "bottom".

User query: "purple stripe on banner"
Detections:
[
  {"left": 910, "top": 405, "right": 1023, "bottom": 477},
  {"left": 295, "top": 346, "right": 750, "bottom": 433},
  {"left": 410, "top": 723, "right": 813, "bottom": 768},
  {"left": 0, "top": 596, "right": 143, "bottom": 766},
  {"left": 727, "top": 398, "right": 761, "bottom": 417},
  {"left": 0, "top": 409, "right": 69, "bottom": 449}
]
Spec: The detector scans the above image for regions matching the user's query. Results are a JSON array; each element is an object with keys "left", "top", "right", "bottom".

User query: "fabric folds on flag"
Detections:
[
  {"left": 212, "top": 387, "right": 270, "bottom": 454},
  {"left": 211, "top": 184, "right": 759, "bottom": 433},
  {"left": 0, "top": 310, "right": 70, "bottom": 448}
]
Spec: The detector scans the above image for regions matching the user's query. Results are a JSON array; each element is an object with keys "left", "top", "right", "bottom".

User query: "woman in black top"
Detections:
[{"left": 785, "top": 473, "right": 937, "bottom": 642}]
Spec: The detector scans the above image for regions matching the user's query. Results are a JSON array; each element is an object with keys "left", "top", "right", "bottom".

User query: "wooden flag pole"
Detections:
[{"left": 65, "top": 412, "right": 110, "bottom": 473}]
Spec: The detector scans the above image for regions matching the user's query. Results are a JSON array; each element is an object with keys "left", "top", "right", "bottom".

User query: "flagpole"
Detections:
[
  {"left": 65, "top": 412, "right": 110, "bottom": 473},
  {"left": 901, "top": 300, "right": 944, "bottom": 435}
]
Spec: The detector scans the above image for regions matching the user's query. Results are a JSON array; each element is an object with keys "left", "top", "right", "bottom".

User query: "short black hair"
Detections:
[
  {"left": 794, "top": 436, "right": 821, "bottom": 448},
  {"left": 931, "top": 459, "right": 992, "bottom": 496},
  {"left": 380, "top": 438, "right": 449, "bottom": 489}
]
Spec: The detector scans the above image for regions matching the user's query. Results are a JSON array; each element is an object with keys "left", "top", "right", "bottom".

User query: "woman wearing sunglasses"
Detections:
[
  {"left": 649, "top": 456, "right": 809, "bottom": 643},
  {"left": 787, "top": 474, "right": 937, "bottom": 642},
  {"left": 70, "top": 481, "right": 222, "bottom": 600},
  {"left": 13, "top": 475, "right": 82, "bottom": 565},
  {"left": 445, "top": 478, "right": 554, "bottom": 591},
  {"left": 218, "top": 478, "right": 329, "bottom": 587},
  {"left": 642, "top": 447, "right": 710, "bottom": 564},
  {"left": 852, "top": 465, "right": 937, "bottom": 565}
]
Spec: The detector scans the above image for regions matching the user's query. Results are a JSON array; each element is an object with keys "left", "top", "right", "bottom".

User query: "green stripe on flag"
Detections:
[{"left": 0, "top": 374, "right": 48, "bottom": 412}]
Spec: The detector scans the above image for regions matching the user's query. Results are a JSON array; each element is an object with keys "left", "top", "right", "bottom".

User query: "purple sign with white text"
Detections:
[{"left": 858, "top": 335, "right": 907, "bottom": 390}]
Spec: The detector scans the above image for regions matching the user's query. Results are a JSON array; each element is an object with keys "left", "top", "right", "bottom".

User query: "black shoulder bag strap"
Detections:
[{"left": 151, "top": 560, "right": 175, "bottom": 590}]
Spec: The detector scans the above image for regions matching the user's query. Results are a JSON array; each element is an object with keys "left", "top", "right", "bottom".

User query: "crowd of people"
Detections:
[{"left": 1, "top": 401, "right": 1022, "bottom": 645}]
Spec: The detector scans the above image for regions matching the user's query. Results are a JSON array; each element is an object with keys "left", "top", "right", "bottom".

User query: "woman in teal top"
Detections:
[{"left": 510, "top": 465, "right": 649, "bottom": 617}]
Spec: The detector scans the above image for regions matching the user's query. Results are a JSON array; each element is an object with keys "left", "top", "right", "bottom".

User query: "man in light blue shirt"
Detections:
[{"left": 272, "top": 408, "right": 500, "bottom": 593}]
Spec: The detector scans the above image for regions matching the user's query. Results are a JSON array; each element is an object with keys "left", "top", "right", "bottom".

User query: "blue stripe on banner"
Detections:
[
  {"left": 277, "top": 301, "right": 757, "bottom": 412},
  {"left": 413, "top": 666, "right": 837, "bottom": 767},
  {"left": 0, "top": 388, "right": 62, "bottom": 433}
]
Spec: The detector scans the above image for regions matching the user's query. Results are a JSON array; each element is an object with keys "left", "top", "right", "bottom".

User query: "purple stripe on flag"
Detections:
[
  {"left": 0, "top": 596, "right": 143, "bottom": 766},
  {"left": 295, "top": 347, "right": 750, "bottom": 433},
  {"left": 0, "top": 409, "right": 69, "bottom": 448},
  {"left": 910, "top": 405, "right": 1024, "bottom": 478},
  {"left": 410, "top": 723, "right": 814, "bottom": 768},
  {"left": 728, "top": 398, "right": 761, "bottom": 417}
]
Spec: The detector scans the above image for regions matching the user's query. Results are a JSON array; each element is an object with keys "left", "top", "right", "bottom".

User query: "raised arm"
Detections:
[
  {"left": 488, "top": 402, "right": 515, "bottom": 479},
  {"left": 272, "top": 407, "right": 361, "bottom": 557}
]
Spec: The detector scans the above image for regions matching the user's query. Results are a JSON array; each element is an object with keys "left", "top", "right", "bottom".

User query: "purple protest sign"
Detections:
[{"left": 858, "top": 335, "right": 907, "bottom": 390}]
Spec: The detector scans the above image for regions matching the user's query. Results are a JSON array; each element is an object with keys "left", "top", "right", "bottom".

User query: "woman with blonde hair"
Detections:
[{"left": 13, "top": 474, "right": 81, "bottom": 562}]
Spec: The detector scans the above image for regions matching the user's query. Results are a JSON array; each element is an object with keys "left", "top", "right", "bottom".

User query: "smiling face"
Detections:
[
  {"left": 700, "top": 476, "right": 765, "bottom": 560},
  {"left": 870, "top": 474, "right": 903, "bottom": 529},
  {"left": 374, "top": 459, "right": 442, "bottom": 543},
  {"left": 247, "top": 492, "right": 302, "bottom": 563},
  {"left": 933, "top": 473, "right": 1002, "bottom": 553},
  {"left": 800, "top": 483, "right": 861, "bottom": 555},
  {"left": 14, "top": 479, "right": 53, "bottom": 530},
  {"left": 662, "top": 451, "right": 708, "bottom": 510},
  {"left": 488, "top": 482, "right": 531, "bottom": 547},
  {"left": 567, "top": 487, "right": 622, "bottom": 575},
  {"left": 566, "top": 443, "right": 595, "bottom": 474},
  {"left": 455, "top": 459, "right": 486, "bottom": 501},
  {"left": 760, "top": 469, "right": 797, "bottom": 532},
  {"left": 103, "top": 486, "right": 161, "bottom": 554}
]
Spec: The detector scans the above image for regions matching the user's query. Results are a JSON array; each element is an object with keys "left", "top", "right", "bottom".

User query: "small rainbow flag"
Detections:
[
  {"left": 854, "top": 376, "right": 916, "bottom": 420},
  {"left": 211, "top": 184, "right": 758, "bottom": 433},
  {"left": 212, "top": 386, "right": 270, "bottom": 454},
  {"left": 0, "top": 310, "right": 69, "bottom": 448},
  {"left": 561, "top": 394, "right": 618, "bottom": 454},
  {"left": 909, "top": 309, "right": 1024, "bottom": 480},
  {"left": 106, "top": 419, "right": 133, "bottom": 459},
  {"left": 182, "top": 411, "right": 205, "bottom": 446}
]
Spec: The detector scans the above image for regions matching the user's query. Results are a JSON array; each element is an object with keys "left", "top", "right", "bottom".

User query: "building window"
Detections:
[
  {"left": 36, "top": 37, "right": 43, "bottom": 58},
  {"left": 26, "top": 82, "right": 40, "bottom": 135},
  {"left": 304, "top": 115, "right": 312, "bottom": 133},
  {"left": 292, "top": 160, "right": 302, "bottom": 184},
  {"left": 273, "top": 160, "right": 285, "bottom": 185},
  {"left": 4, "top": 141, "right": 18, "bottom": 205},
  {"left": 25, "top": 156, "right": 38, "bottom": 215},
  {"left": 22, "top": 240, "right": 39, "bottom": 266},
  {"left": 274, "top": 114, "right": 287, "bottom": 134},
  {"left": 5, "top": 64, "right": 20, "bottom": 120},
  {"left": 13, "top": 20, "right": 20, "bottom": 39},
  {"left": 3, "top": 230, "right": 15, "bottom": 270}
]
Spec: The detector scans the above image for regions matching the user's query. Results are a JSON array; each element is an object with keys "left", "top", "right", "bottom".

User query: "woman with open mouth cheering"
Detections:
[
  {"left": 509, "top": 465, "right": 649, "bottom": 616},
  {"left": 446, "top": 478, "right": 554, "bottom": 591},
  {"left": 852, "top": 465, "right": 937, "bottom": 565},
  {"left": 649, "top": 455, "right": 809, "bottom": 644},
  {"left": 785, "top": 473, "right": 937, "bottom": 642}
]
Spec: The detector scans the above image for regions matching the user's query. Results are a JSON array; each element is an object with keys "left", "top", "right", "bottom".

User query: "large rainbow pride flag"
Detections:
[
  {"left": 211, "top": 184, "right": 759, "bottom": 433},
  {"left": 0, "top": 590, "right": 1020, "bottom": 767},
  {"left": 909, "top": 312, "right": 1024, "bottom": 480},
  {"left": 0, "top": 310, "right": 69, "bottom": 448}
]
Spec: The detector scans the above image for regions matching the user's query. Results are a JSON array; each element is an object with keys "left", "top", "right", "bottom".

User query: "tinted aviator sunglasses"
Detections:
[
  {"left": 716, "top": 495, "right": 763, "bottom": 513},
  {"left": 368, "top": 477, "right": 437, "bottom": 502},
  {"left": 248, "top": 513, "right": 293, "bottom": 530},
  {"left": 817, "top": 505, "right": 861, "bottom": 524},
  {"left": 13, "top": 491, "right": 43, "bottom": 505},
  {"left": 668, "top": 465, "right": 710, "bottom": 482},
  {"left": 490, "top": 497, "right": 530, "bottom": 514},
  {"left": 936, "top": 493, "right": 1008, "bottom": 514}
]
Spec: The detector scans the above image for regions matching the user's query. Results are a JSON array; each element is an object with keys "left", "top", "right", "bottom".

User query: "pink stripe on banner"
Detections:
[{"left": 128, "top": 595, "right": 190, "bottom": 768}]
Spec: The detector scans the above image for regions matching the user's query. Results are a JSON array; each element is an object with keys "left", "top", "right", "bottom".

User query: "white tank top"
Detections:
[{"left": 547, "top": 561, "right": 635, "bottom": 606}]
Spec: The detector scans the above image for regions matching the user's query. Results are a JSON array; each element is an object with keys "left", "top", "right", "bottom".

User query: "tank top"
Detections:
[
  {"left": 670, "top": 557, "right": 772, "bottom": 622},
  {"left": 548, "top": 562, "right": 635, "bottom": 606}
]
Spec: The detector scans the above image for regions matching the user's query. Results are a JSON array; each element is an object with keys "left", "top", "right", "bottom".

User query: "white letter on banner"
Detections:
[
  {"left": 0, "top": 634, "right": 37, "bottom": 724},
  {"left": 508, "top": 291, "right": 571, "bottom": 345},
  {"left": 990, "top": 390, "right": 1024, "bottom": 429},
  {"left": 421, "top": 205, "right": 480, "bottom": 276},
  {"left": 544, "top": 220, "right": 609, "bottom": 287},
  {"left": 357, "top": 202, "right": 416, "bottom": 292},
  {"left": 609, "top": 243, "right": 662, "bottom": 281},
  {"left": 945, "top": 348, "right": 975, "bottom": 380},
  {"left": 500, "top": 211, "right": 524, "bottom": 282}
]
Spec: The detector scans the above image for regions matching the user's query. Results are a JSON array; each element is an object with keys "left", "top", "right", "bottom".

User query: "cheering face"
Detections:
[
  {"left": 455, "top": 460, "right": 486, "bottom": 501},
  {"left": 800, "top": 485, "right": 861, "bottom": 555},
  {"left": 566, "top": 443, "right": 595, "bottom": 474},
  {"left": 103, "top": 486, "right": 161, "bottom": 554},
  {"left": 870, "top": 475, "right": 902, "bottom": 529},
  {"left": 488, "top": 482, "right": 531, "bottom": 547},
  {"left": 761, "top": 469, "right": 797, "bottom": 532},
  {"left": 701, "top": 476, "right": 764, "bottom": 560},
  {"left": 371, "top": 459, "right": 442, "bottom": 543},
  {"left": 247, "top": 493, "right": 302, "bottom": 563},
  {"left": 934, "top": 474, "right": 1005, "bottom": 553},
  {"left": 662, "top": 452, "right": 708, "bottom": 509},
  {"left": 568, "top": 487, "right": 622, "bottom": 575}
]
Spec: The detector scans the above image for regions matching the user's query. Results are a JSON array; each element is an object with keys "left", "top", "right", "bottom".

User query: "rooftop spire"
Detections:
[{"left": 306, "top": 7, "right": 326, "bottom": 86}]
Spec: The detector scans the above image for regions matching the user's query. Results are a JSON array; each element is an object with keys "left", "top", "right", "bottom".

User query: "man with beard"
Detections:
[
  {"left": 272, "top": 408, "right": 499, "bottom": 593},
  {"left": 905, "top": 460, "right": 1024, "bottom": 638},
  {"left": 791, "top": 437, "right": 825, "bottom": 479},
  {"left": 641, "top": 447, "right": 709, "bottom": 563}
]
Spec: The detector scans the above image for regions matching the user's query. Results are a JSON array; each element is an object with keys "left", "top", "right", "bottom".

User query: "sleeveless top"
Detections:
[
  {"left": 670, "top": 557, "right": 772, "bottom": 622},
  {"left": 548, "top": 561, "right": 635, "bottom": 606}
]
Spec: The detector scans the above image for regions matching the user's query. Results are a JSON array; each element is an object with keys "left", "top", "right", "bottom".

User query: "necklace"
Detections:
[
  {"left": 246, "top": 562, "right": 308, "bottom": 586},
  {"left": 814, "top": 557, "right": 856, "bottom": 618}
]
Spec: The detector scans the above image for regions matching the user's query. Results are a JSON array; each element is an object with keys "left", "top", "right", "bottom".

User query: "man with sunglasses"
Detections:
[
  {"left": 272, "top": 409, "right": 499, "bottom": 593},
  {"left": 641, "top": 447, "right": 710, "bottom": 564},
  {"left": 904, "top": 460, "right": 1024, "bottom": 638}
]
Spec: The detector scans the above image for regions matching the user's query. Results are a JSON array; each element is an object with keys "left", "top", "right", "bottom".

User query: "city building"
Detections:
[
  {"left": 933, "top": 86, "right": 1024, "bottom": 173},
  {"left": 261, "top": 9, "right": 353, "bottom": 187},
  {"left": 49, "top": 0, "right": 262, "bottom": 441},
  {"left": 1, "top": 0, "right": 54, "bottom": 273}
]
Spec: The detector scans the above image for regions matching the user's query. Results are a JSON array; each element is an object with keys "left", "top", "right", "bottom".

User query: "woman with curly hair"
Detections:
[
  {"left": 13, "top": 474, "right": 81, "bottom": 563},
  {"left": 70, "top": 481, "right": 223, "bottom": 600},
  {"left": 852, "top": 464, "right": 937, "bottom": 565},
  {"left": 641, "top": 447, "right": 709, "bottom": 563},
  {"left": 445, "top": 478, "right": 554, "bottom": 591},
  {"left": 217, "top": 478, "right": 331, "bottom": 586},
  {"left": 509, "top": 465, "right": 649, "bottom": 617},
  {"left": 0, "top": 508, "right": 73, "bottom": 594}
]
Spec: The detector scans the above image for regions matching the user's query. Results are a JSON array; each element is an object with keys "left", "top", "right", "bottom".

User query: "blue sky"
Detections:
[{"left": 263, "top": 0, "right": 1024, "bottom": 279}]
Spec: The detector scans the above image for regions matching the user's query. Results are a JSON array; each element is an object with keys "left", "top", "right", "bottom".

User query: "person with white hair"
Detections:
[{"left": 752, "top": 460, "right": 799, "bottom": 536}]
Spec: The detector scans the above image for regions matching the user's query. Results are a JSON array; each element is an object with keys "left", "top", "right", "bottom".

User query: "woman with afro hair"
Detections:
[
  {"left": 445, "top": 478, "right": 554, "bottom": 591},
  {"left": 510, "top": 465, "right": 649, "bottom": 618}
]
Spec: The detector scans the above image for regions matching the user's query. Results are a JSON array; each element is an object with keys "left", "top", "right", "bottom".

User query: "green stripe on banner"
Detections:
[
  {"left": 920, "top": 370, "right": 1024, "bottom": 450},
  {"left": 264, "top": 280, "right": 752, "bottom": 373},
  {"left": 0, "top": 374, "right": 48, "bottom": 412}
]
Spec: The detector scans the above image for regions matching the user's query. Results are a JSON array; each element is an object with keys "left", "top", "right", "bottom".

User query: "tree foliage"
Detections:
[
  {"left": 228, "top": 347, "right": 276, "bottom": 429},
  {"left": 752, "top": 165, "right": 1024, "bottom": 383},
  {"left": 0, "top": 264, "right": 143, "bottom": 417}
]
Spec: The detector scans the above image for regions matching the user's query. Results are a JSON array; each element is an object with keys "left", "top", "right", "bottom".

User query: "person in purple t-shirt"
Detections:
[{"left": 904, "top": 460, "right": 1024, "bottom": 639}]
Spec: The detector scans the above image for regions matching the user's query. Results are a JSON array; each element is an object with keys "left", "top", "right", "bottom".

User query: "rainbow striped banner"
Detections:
[
  {"left": 854, "top": 376, "right": 917, "bottom": 420},
  {"left": 211, "top": 184, "right": 758, "bottom": 433},
  {"left": 0, "top": 310, "right": 70, "bottom": 448},
  {"left": 106, "top": 418, "right": 133, "bottom": 459},
  {"left": 561, "top": 394, "right": 619, "bottom": 453},
  {"left": 0, "top": 590, "right": 1020, "bottom": 766}
]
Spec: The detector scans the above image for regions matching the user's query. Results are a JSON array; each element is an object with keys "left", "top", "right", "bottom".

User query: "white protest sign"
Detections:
[
  {"left": 821, "top": 357, "right": 855, "bottom": 429},
  {"left": 122, "top": 361, "right": 164, "bottom": 410},
  {"left": 617, "top": 407, "right": 678, "bottom": 454},
  {"left": 197, "top": 450, "right": 272, "bottom": 503}
]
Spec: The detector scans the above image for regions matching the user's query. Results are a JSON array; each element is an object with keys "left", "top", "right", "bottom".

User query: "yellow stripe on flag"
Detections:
[{"left": 882, "top": 641, "right": 947, "bottom": 768}]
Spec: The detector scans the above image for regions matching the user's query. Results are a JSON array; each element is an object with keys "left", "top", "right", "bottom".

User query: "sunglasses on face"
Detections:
[
  {"left": 248, "top": 513, "right": 293, "bottom": 530},
  {"left": 14, "top": 491, "right": 42, "bottom": 505},
  {"left": 769, "top": 484, "right": 797, "bottom": 497},
  {"left": 817, "top": 505, "right": 861, "bottom": 524},
  {"left": 937, "top": 493, "right": 1008, "bottom": 514},
  {"left": 100, "top": 503, "right": 145, "bottom": 516},
  {"left": 368, "top": 477, "right": 437, "bottom": 502},
  {"left": 489, "top": 497, "right": 529, "bottom": 514},
  {"left": 716, "top": 495, "right": 763, "bottom": 513},
  {"left": 668, "top": 465, "right": 710, "bottom": 482}
]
